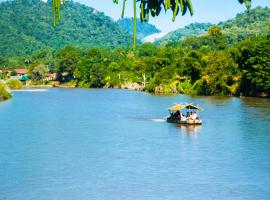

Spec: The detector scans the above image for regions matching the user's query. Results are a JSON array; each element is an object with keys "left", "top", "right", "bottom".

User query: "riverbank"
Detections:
[{"left": 19, "top": 82, "right": 270, "bottom": 98}]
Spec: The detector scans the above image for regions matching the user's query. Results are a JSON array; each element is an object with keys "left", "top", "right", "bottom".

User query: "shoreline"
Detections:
[{"left": 18, "top": 84, "right": 270, "bottom": 99}]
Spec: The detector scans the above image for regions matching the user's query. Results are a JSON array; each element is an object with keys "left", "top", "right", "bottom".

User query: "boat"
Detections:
[{"left": 166, "top": 103, "right": 203, "bottom": 125}]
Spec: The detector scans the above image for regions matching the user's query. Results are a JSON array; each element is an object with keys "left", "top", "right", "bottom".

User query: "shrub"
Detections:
[
  {"left": 6, "top": 79, "right": 23, "bottom": 89},
  {"left": 0, "top": 82, "right": 12, "bottom": 101}
]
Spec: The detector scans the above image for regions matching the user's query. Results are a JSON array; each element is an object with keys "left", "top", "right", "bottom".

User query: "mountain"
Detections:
[
  {"left": 117, "top": 18, "right": 161, "bottom": 41},
  {"left": 157, "top": 7, "right": 270, "bottom": 43},
  {"left": 156, "top": 22, "right": 213, "bottom": 43},
  {"left": 0, "top": 0, "right": 132, "bottom": 57},
  {"left": 220, "top": 7, "right": 270, "bottom": 43}
]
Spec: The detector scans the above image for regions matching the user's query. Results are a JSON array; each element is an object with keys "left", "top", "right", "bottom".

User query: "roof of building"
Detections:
[
  {"left": 15, "top": 69, "right": 27, "bottom": 74},
  {"left": 48, "top": 73, "right": 57, "bottom": 78},
  {"left": 0, "top": 69, "right": 11, "bottom": 73}
]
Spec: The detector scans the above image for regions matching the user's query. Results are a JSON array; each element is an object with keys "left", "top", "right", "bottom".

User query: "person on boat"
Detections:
[
  {"left": 193, "top": 112, "right": 198, "bottom": 120},
  {"left": 175, "top": 111, "right": 180, "bottom": 118},
  {"left": 180, "top": 112, "right": 186, "bottom": 121}
]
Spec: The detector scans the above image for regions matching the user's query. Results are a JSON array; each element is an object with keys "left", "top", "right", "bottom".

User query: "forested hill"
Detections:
[
  {"left": 156, "top": 23, "right": 214, "bottom": 43},
  {"left": 220, "top": 7, "right": 270, "bottom": 43},
  {"left": 158, "top": 7, "right": 270, "bottom": 43},
  {"left": 0, "top": 0, "right": 132, "bottom": 57},
  {"left": 117, "top": 18, "right": 161, "bottom": 40}
]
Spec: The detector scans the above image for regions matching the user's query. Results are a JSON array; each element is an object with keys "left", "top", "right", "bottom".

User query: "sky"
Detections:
[{"left": 76, "top": 0, "right": 270, "bottom": 33}]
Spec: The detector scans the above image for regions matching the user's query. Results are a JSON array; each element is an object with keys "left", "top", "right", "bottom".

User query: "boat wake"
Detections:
[{"left": 150, "top": 118, "right": 166, "bottom": 122}]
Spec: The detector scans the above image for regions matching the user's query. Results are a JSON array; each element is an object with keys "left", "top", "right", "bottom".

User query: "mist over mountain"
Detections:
[{"left": 117, "top": 18, "right": 161, "bottom": 41}]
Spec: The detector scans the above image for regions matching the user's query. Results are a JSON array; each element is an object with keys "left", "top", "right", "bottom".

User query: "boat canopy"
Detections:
[{"left": 168, "top": 103, "right": 203, "bottom": 111}]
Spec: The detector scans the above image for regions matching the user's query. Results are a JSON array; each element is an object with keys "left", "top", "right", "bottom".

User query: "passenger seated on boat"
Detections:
[
  {"left": 174, "top": 111, "right": 180, "bottom": 118},
  {"left": 180, "top": 113, "right": 186, "bottom": 121},
  {"left": 190, "top": 112, "right": 198, "bottom": 120}
]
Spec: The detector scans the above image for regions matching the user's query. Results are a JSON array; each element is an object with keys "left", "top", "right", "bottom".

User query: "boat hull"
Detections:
[{"left": 166, "top": 116, "right": 202, "bottom": 125}]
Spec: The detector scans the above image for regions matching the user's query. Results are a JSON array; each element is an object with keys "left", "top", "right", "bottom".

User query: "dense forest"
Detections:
[
  {"left": 0, "top": 0, "right": 132, "bottom": 57},
  {"left": 1, "top": 24, "right": 270, "bottom": 97},
  {"left": 158, "top": 7, "right": 270, "bottom": 43}
]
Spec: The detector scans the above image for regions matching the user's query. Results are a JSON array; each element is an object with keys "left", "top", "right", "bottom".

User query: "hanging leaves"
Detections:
[
  {"left": 238, "top": 0, "right": 251, "bottom": 9},
  {"left": 52, "top": 0, "right": 65, "bottom": 27}
]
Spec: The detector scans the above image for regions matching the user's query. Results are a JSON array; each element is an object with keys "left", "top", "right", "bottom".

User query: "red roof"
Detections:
[
  {"left": 48, "top": 73, "right": 57, "bottom": 78},
  {"left": 15, "top": 69, "right": 27, "bottom": 74},
  {"left": 0, "top": 69, "right": 11, "bottom": 74}
]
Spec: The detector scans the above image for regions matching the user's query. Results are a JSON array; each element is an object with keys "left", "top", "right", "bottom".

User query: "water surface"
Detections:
[{"left": 0, "top": 89, "right": 270, "bottom": 200}]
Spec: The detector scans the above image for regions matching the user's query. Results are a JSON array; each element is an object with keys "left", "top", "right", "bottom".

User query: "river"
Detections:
[{"left": 0, "top": 89, "right": 270, "bottom": 200}]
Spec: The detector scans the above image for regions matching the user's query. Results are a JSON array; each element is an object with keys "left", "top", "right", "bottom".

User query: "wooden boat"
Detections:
[{"left": 166, "top": 103, "right": 203, "bottom": 125}]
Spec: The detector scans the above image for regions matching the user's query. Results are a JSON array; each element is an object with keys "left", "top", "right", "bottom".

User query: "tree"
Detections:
[
  {"left": 32, "top": 63, "right": 49, "bottom": 81},
  {"left": 208, "top": 26, "right": 222, "bottom": 37},
  {"left": 56, "top": 46, "right": 81, "bottom": 82},
  {"left": 208, "top": 26, "right": 228, "bottom": 50},
  {"left": 183, "top": 51, "right": 203, "bottom": 83},
  {"left": 75, "top": 48, "right": 106, "bottom": 87},
  {"left": 199, "top": 51, "right": 238, "bottom": 95},
  {"left": 236, "top": 36, "right": 270, "bottom": 96}
]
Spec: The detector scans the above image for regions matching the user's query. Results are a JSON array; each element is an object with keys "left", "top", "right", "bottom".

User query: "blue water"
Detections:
[{"left": 0, "top": 89, "right": 270, "bottom": 200}]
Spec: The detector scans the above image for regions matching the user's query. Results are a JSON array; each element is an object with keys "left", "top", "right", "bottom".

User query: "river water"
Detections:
[{"left": 0, "top": 89, "right": 270, "bottom": 200}]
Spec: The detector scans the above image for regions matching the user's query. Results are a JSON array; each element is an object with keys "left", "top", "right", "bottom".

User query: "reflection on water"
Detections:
[
  {"left": 176, "top": 124, "right": 202, "bottom": 135},
  {"left": 0, "top": 89, "right": 270, "bottom": 200}
]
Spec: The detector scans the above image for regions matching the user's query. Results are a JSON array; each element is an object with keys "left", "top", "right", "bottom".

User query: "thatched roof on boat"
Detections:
[{"left": 168, "top": 103, "right": 203, "bottom": 111}]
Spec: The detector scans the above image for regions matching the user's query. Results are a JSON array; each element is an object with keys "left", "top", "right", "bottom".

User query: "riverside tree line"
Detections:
[{"left": 1, "top": 25, "right": 270, "bottom": 97}]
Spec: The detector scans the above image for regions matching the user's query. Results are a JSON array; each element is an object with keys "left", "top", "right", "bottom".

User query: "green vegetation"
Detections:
[
  {"left": 0, "top": 82, "right": 12, "bottom": 101},
  {"left": 6, "top": 79, "right": 23, "bottom": 89},
  {"left": 117, "top": 18, "right": 161, "bottom": 40},
  {"left": 236, "top": 34, "right": 270, "bottom": 96},
  {"left": 158, "top": 7, "right": 270, "bottom": 43},
  {"left": 2, "top": 23, "right": 269, "bottom": 97},
  {"left": 0, "top": 0, "right": 132, "bottom": 57},
  {"left": 0, "top": 0, "right": 268, "bottom": 97},
  {"left": 157, "top": 23, "right": 214, "bottom": 43},
  {"left": 221, "top": 7, "right": 270, "bottom": 43}
]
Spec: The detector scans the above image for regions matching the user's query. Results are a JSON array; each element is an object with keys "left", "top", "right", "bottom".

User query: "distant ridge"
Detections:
[{"left": 157, "top": 7, "right": 270, "bottom": 43}]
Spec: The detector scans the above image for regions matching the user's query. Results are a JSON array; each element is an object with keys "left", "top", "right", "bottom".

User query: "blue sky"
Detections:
[{"left": 77, "top": 0, "right": 270, "bottom": 32}]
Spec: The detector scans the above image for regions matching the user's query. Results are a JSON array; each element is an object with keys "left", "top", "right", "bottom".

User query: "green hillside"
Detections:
[
  {"left": 220, "top": 7, "right": 270, "bottom": 43},
  {"left": 117, "top": 18, "right": 161, "bottom": 40},
  {"left": 158, "top": 7, "right": 270, "bottom": 43},
  {"left": 157, "top": 23, "right": 214, "bottom": 43},
  {"left": 0, "top": 0, "right": 132, "bottom": 57}
]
